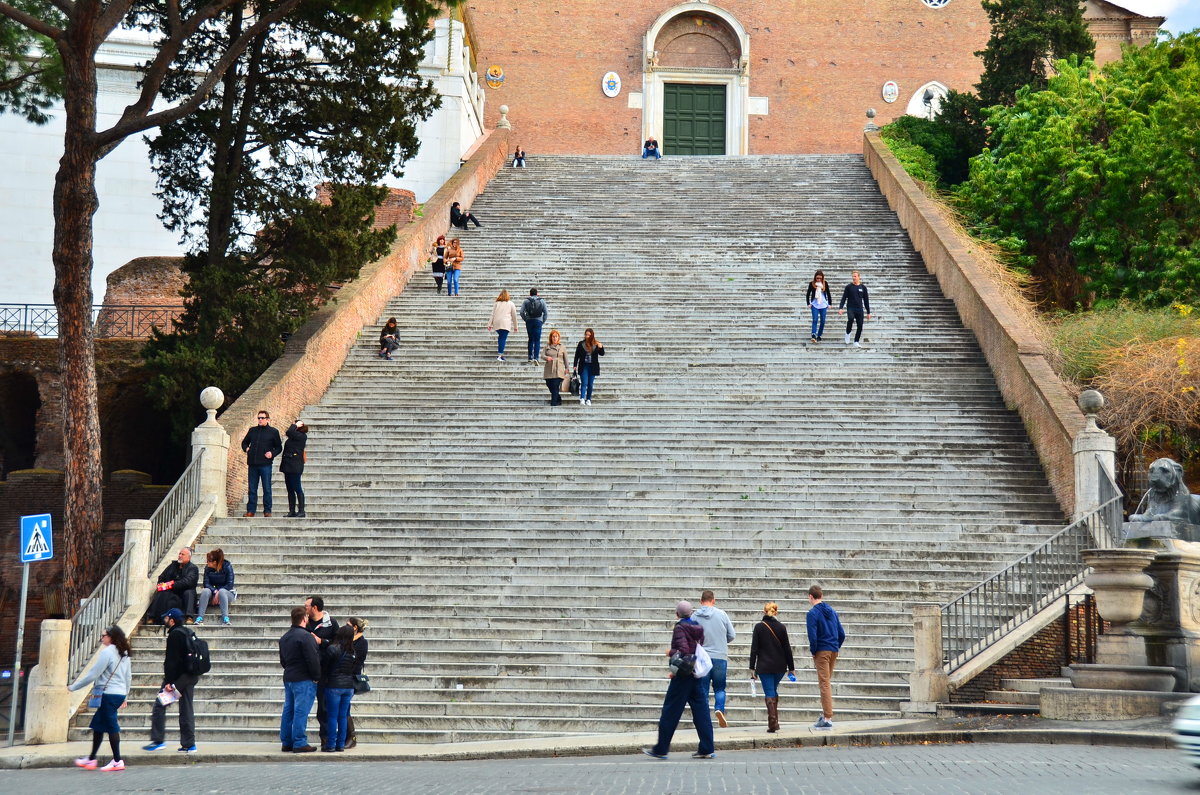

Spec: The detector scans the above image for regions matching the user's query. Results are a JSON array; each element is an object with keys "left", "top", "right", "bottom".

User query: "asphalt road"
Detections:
[{"left": 0, "top": 743, "right": 1195, "bottom": 794}]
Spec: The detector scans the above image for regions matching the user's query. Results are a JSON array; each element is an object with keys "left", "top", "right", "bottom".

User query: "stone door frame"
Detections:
[{"left": 642, "top": 2, "right": 750, "bottom": 156}]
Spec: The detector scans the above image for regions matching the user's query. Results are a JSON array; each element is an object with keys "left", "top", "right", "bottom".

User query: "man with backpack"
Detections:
[
  {"left": 520, "top": 288, "right": 548, "bottom": 364},
  {"left": 144, "top": 608, "right": 203, "bottom": 753}
]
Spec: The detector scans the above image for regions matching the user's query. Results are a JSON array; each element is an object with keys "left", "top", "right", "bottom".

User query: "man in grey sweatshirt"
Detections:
[{"left": 692, "top": 590, "right": 736, "bottom": 727}]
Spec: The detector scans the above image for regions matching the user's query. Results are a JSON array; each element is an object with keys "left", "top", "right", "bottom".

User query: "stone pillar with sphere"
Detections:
[
  {"left": 1073, "top": 389, "right": 1117, "bottom": 521},
  {"left": 191, "top": 387, "right": 230, "bottom": 517}
]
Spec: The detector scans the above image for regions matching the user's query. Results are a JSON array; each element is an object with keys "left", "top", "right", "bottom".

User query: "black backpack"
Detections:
[
  {"left": 184, "top": 628, "right": 211, "bottom": 676},
  {"left": 523, "top": 298, "right": 544, "bottom": 320}
]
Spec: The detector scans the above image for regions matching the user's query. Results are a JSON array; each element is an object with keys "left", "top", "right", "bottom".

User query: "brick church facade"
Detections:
[{"left": 462, "top": 0, "right": 1162, "bottom": 155}]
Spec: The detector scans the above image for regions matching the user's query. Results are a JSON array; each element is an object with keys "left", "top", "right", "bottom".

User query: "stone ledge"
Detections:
[
  {"left": 1040, "top": 686, "right": 1192, "bottom": 720},
  {"left": 863, "top": 132, "right": 1085, "bottom": 516}
]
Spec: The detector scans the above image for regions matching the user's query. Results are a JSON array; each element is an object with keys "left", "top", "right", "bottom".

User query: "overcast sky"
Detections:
[{"left": 1116, "top": 0, "right": 1200, "bottom": 34}]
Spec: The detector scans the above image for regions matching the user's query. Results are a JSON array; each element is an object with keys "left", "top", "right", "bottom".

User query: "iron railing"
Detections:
[
  {"left": 940, "top": 459, "right": 1123, "bottom": 671},
  {"left": 67, "top": 550, "right": 133, "bottom": 682},
  {"left": 1063, "top": 593, "right": 1100, "bottom": 667},
  {"left": 148, "top": 450, "right": 205, "bottom": 570},
  {"left": 0, "top": 304, "right": 183, "bottom": 338}
]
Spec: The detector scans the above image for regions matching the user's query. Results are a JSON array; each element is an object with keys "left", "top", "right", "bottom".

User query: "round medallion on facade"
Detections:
[
  {"left": 922, "top": 0, "right": 952, "bottom": 7},
  {"left": 486, "top": 66, "right": 505, "bottom": 89},
  {"left": 602, "top": 71, "right": 621, "bottom": 98},
  {"left": 882, "top": 81, "right": 900, "bottom": 104}
]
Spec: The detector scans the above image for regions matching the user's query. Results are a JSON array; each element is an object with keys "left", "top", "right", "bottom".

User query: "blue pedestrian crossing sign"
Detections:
[{"left": 20, "top": 514, "right": 53, "bottom": 563}]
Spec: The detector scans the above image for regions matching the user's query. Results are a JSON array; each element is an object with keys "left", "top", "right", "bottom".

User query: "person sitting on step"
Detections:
[
  {"left": 147, "top": 547, "right": 199, "bottom": 624},
  {"left": 450, "top": 201, "right": 481, "bottom": 229},
  {"left": 642, "top": 137, "right": 662, "bottom": 159},
  {"left": 512, "top": 145, "right": 526, "bottom": 168},
  {"left": 378, "top": 317, "right": 399, "bottom": 360},
  {"left": 196, "top": 548, "right": 236, "bottom": 625}
]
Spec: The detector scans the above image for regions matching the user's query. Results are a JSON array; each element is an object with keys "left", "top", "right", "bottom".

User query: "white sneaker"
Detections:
[
  {"left": 585, "top": 399, "right": 592, "bottom": 406},
  {"left": 845, "top": 333, "right": 852, "bottom": 344},
  {"left": 579, "top": 397, "right": 585, "bottom": 404},
  {"left": 99, "top": 759, "right": 125, "bottom": 771},
  {"left": 853, "top": 342, "right": 862, "bottom": 348},
  {"left": 496, "top": 355, "right": 505, "bottom": 362}
]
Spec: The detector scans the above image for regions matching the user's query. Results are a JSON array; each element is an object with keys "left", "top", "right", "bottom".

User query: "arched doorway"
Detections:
[{"left": 644, "top": 3, "right": 750, "bottom": 155}]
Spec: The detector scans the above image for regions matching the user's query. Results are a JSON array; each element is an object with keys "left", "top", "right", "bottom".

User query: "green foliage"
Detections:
[
  {"left": 930, "top": 90, "right": 987, "bottom": 186},
  {"left": 958, "top": 33, "right": 1200, "bottom": 309},
  {"left": 0, "top": 2, "right": 64, "bottom": 123},
  {"left": 976, "top": 0, "right": 1095, "bottom": 107},
  {"left": 1049, "top": 304, "right": 1197, "bottom": 381},
  {"left": 141, "top": 1, "right": 441, "bottom": 438},
  {"left": 880, "top": 114, "right": 980, "bottom": 188},
  {"left": 879, "top": 121, "right": 941, "bottom": 187}
]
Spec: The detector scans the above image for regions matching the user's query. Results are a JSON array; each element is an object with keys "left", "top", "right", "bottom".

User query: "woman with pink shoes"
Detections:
[{"left": 68, "top": 625, "right": 133, "bottom": 771}]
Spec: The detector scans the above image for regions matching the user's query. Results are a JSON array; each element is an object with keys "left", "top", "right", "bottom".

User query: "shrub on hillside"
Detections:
[
  {"left": 1048, "top": 304, "right": 1197, "bottom": 382},
  {"left": 879, "top": 123, "right": 941, "bottom": 188}
]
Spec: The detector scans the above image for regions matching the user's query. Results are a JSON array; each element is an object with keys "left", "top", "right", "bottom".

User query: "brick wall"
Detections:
[
  {"left": 220, "top": 129, "right": 512, "bottom": 508},
  {"left": 951, "top": 601, "right": 1103, "bottom": 702},
  {"left": 0, "top": 470, "right": 169, "bottom": 671},
  {"left": 863, "top": 132, "right": 1083, "bottom": 516}
]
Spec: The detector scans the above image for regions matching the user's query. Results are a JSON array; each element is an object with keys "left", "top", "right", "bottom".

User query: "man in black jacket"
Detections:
[
  {"left": 242, "top": 409, "right": 283, "bottom": 517},
  {"left": 305, "top": 595, "right": 339, "bottom": 747},
  {"left": 837, "top": 270, "right": 872, "bottom": 348},
  {"left": 520, "top": 288, "right": 548, "bottom": 364},
  {"left": 146, "top": 547, "right": 199, "bottom": 623},
  {"left": 144, "top": 608, "right": 198, "bottom": 752},
  {"left": 279, "top": 606, "right": 321, "bottom": 753},
  {"left": 450, "top": 201, "right": 481, "bottom": 229}
]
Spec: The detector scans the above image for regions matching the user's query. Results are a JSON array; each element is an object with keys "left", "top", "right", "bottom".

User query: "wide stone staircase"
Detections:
[{"left": 80, "top": 155, "right": 1067, "bottom": 744}]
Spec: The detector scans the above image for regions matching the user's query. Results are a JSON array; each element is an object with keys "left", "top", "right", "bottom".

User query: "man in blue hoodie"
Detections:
[{"left": 805, "top": 585, "right": 845, "bottom": 730}]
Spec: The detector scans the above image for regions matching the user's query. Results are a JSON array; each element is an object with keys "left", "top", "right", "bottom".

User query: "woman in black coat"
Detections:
[
  {"left": 748, "top": 601, "right": 795, "bottom": 733},
  {"left": 571, "top": 327, "right": 605, "bottom": 406},
  {"left": 344, "top": 617, "right": 370, "bottom": 748},
  {"left": 281, "top": 421, "right": 308, "bottom": 517}
]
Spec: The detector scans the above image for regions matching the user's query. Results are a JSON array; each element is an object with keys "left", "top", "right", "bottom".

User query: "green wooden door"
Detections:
[{"left": 663, "top": 83, "right": 726, "bottom": 155}]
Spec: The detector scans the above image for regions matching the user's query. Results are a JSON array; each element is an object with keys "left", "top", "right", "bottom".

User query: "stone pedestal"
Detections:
[
  {"left": 905, "top": 604, "right": 948, "bottom": 712},
  {"left": 124, "top": 519, "right": 152, "bottom": 595},
  {"left": 23, "top": 619, "right": 71, "bottom": 744},
  {"left": 1082, "top": 548, "right": 1156, "bottom": 666},
  {"left": 1124, "top": 520, "right": 1200, "bottom": 544},
  {"left": 190, "top": 387, "right": 230, "bottom": 518},
  {"left": 1131, "top": 540, "right": 1200, "bottom": 691},
  {"left": 1072, "top": 391, "right": 1116, "bottom": 521}
]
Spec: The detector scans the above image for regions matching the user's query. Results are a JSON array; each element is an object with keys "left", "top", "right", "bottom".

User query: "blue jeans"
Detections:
[
  {"left": 324, "top": 687, "right": 354, "bottom": 750},
  {"left": 758, "top": 671, "right": 785, "bottom": 698},
  {"left": 280, "top": 679, "right": 316, "bottom": 749},
  {"left": 650, "top": 673, "right": 714, "bottom": 756},
  {"left": 702, "top": 658, "right": 729, "bottom": 714},
  {"left": 496, "top": 329, "right": 509, "bottom": 354},
  {"left": 579, "top": 369, "right": 596, "bottom": 401},
  {"left": 247, "top": 464, "right": 273, "bottom": 513},
  {"left": 446, "top": 269, "right": 461, "bottom": 295},
  {"left": 525, "top": 319, "right": 543, "bottom": 361},
  {"left": 642, "top": 147, "right": 661, "bottom": 159},
  {"left": 810, "top": 306, "right": 827, "bottom": 338}
]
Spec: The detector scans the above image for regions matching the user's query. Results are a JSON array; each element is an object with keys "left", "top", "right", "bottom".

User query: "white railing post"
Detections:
[
  {"left": 904, "top": 604, "right": 949, "bottom": 715},
  {"left": 191, "top": 387, "right": 230, "bottom": 518},
  {"left": 125, "top": 519, "right": 152, "bottom": 589},
  {"left": 1073, "top": 390, "right": 1116, "bottom": 521},
  {"left": 23, "top": 619, "right": 72, "bottom": 744}
]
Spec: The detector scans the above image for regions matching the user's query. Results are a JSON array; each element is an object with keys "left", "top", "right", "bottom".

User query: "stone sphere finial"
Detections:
[
  {"left": 866, "top": 108, "right": 877, "bottom": 120},
  {"left": 1079, "top": 389, "right": 1105, "bottom": 415},
  {"left": 865, "top": 108, "right": 879, "bottom": 132},
  {"left": 200, "top": 386, "right": 224, "bottom": 411},
  {"left": 497, "top": 104, "right": 511, "bottom": 130}
]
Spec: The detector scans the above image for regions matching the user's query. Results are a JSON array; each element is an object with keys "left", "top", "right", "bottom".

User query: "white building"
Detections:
[{"left": 0, "top": 16, "right": 486, "bottom": 306}]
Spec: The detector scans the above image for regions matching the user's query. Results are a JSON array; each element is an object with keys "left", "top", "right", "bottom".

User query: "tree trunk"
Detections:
[{"left": 53, "top": 41, "right": 105, "bottom": 612}]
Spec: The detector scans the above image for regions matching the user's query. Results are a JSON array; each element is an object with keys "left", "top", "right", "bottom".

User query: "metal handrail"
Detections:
[
  {"left": 0, "top": 303, "right": 183, "bottom": 338},
  {"left": 940, "top": 458, "right": 1123, "bottom": 671},
  {"left": 67, "top": 550, "right": 133, "bottom": 682},
  {"left": 148, "top": 449, "right": 205, "bottom": 571}
]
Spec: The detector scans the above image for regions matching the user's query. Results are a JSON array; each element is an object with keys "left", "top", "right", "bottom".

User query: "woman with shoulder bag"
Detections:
[
  {"left": 572, "top": 327, "right": 605, "bottom": 406},
  {"left": 487, "top": 289, "right": 519, "bottom": 362},
  {"left": 344, "top": 617, "right": 370, "bottom": 749},
  {"left": 541, "top": 329, "right": 570, "bottom": 406},
  {"left": 430, "top": 235, "right": 447, "bottom": 294},
  {"left": 321, "top": 625, "right": 358, "bottom": 752},
  {"left": 748, "top": 601, "right": 795, "bottom": 733},
  {"left": 67, "top": 625, "right": 133, "bottom": 771},
  {"left": 445, "top": 239, "right": 465, "bottom": 296},
  {"left": 281, "top": 420, "right": 308, "bottom": 518}
]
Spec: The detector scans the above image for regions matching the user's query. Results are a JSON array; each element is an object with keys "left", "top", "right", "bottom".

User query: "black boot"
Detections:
[
  {"left": 286, "top": 492, "right": 297, "bottom": 518},
  {"left": 297, "top": 494, "right": 306, "bottom": 518}
]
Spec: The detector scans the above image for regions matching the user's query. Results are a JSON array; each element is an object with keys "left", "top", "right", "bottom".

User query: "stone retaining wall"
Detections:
[
  {"left": 220, "top": 129, "right": 511, "bottom": 509},
  {"left": 863, "top": 132, "right": 1084, "bottom": 516}
]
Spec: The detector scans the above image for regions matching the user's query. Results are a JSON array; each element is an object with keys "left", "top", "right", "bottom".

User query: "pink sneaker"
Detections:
[
  {"left": 99, "top": 759, "right": 125, "bottom": 772},
  {"left": 74, "top": 756, "right": 97, "bottom": 769}
]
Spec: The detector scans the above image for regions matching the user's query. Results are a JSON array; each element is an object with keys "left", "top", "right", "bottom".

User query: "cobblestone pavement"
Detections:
[{"left": 0, "top": 743, "right": 1195, "bottom": 794}]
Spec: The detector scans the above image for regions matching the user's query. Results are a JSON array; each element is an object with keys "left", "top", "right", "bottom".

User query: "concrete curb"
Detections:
[{"left": 0, "top": 725, "right": 1173, "bottom": 770}]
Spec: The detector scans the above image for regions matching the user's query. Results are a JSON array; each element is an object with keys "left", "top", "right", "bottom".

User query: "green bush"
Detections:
[
  {"left": 1049, "top": 304, "right": 1197, "bottom": 381},
  {"left": 879, "top": 123, "right": 941, "bottom": 188}
]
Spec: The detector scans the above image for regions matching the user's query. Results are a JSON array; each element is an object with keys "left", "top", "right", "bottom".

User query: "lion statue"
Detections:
[{"left": 1130, "top": 458, "right": 1200, "bottom": 525}]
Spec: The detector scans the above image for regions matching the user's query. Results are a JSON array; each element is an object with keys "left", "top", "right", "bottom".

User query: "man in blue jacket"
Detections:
[{"left": 805, "top": 585, "right": 846, "bottom": 730}]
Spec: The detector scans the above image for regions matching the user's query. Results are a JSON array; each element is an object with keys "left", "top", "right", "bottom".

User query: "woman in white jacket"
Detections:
[
  {"left": 67, "top": 625, "right": 133, "bottom": 771},
  {"left": 487, "top": 289, "right": 520, "bottom": 362}
]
